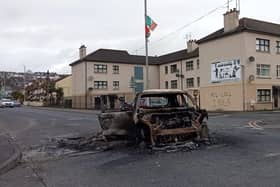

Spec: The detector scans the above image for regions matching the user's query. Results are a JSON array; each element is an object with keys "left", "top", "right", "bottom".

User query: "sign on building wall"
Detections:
[{"left": 211, "top": 59, "right": 241, "bottom": 83}]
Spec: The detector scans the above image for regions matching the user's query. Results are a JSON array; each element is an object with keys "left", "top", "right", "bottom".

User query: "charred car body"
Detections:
[{"left": 99, "top": 89, "right": 209, "bottom": 147}]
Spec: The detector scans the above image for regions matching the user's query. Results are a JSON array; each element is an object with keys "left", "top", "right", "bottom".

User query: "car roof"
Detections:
[{"left": 142, "top": 89, "right": 185, "bottom": 94}]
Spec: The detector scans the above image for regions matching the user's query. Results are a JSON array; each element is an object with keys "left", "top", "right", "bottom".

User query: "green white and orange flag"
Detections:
[{"left": 145, "top": 15, "right": 157, "bottom": 37}]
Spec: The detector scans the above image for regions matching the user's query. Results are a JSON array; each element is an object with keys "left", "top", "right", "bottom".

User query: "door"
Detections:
[{"left": 273, "top": 86, "right": 280, "bottom": 108}]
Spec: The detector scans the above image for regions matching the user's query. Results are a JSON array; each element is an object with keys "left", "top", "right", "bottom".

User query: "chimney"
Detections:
[
  {"left": 187, "top": 40, "right": 198, "bottom": 52},
  {"left": 79, "top": 45, "right": 87, "bottom": 59},
  {"left": 224, "top": 8, "right": 240, "bottom": 33}
]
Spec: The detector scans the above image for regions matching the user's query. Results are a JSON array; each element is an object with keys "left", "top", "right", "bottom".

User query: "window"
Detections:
[
  {"left": 197, "top": 77, "right": 200, "bottom": 87},
  {"left": 113, "top": 81, "right": 119, "bottom": 89},
  {"left": 197, "top": 59, "right": 200, "bottom": 69},
  {"left": 134, "top": 66, "right": 143, "bottom": 80},
  {"left": 186, "top": 78, "right": 194, "bottom": 88},
  {"left": 94, "top": 64, "right": 107, "bottom": 73},
  {"left": 256, "top": 64, "right": 270, "bottom": 77},
  {"left": 186, "top": 61, "right": 194, "bottom": 71},
  {"left": 171, "top": 80, "right": 177, "bottom": 89},
  {"left": 256, "top": 38, "right": 270, "bottom": 52},
  {"left": 94, "top": 81, "right": 107, "bottom": 89},
  {"left": 165, "top": 81, "right": 168, "bottom": 89},
  {"left": 170, "top": 64, "right": 177, "bottom": 73},
  {"left": 277, "top": 65, "right": 280, "bottom": 78},
  {"left": 165, "top": 66, "right": 168, "bottom": 74},
  {"left": 257, "top": 89, "right": 271, "bottom": 102},
  {"left": 135, "top": 82, "right": 144, "bottom": 93},
  {"left": 113, "top": 65, "right": 119, "bottom": 74},
  {"left": 277, "top": 41, "right": 280, "bottom": 53}
]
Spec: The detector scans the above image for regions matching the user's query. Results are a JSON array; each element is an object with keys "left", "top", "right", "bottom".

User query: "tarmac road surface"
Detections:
[{"left": 0, "top": 107, "right": 280, "bottom": 187}]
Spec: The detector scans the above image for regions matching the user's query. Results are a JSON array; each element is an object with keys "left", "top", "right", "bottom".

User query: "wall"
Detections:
[
  {"left": 199, "top": 33, "right": 246, "bottom": 111},
  {"left": 71, "top": 61, "right": 160, "bottom": 109},
  {"left": 55, "top": 75, "right": 72, "bottom": 98},
  {"left": 159, "top": 57, "right": 200, "bottom": 90},
  {"left": 72, "top": 63, "right": 86, "bottom": 108}
]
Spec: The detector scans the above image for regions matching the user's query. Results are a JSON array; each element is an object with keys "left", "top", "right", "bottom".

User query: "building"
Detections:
[
  {"left": 70, "top": 46, "right": 160, "bottom": 109},
  {"left": 70, "top": 9, "right": 280, "bottom": 111},
  {"left": 198, "top": 9, "right": 280, "bottom": 111},
  {"left": 55, "top": 75, "right": 72, "bottom": 107}
]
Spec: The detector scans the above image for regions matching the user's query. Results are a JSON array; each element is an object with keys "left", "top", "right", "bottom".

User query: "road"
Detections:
[{"left": 0, "top": 107, "right": 280, "bottom": 187}]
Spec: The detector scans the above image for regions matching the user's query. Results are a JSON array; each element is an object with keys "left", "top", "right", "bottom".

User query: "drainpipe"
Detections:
[{"left": 241, "top": 65, "right": 246, "bottom": 111}]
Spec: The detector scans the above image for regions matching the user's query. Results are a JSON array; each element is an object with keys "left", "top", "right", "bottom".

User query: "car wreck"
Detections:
[{"left": 98, "top": 89, "right": 209, "bottom": 147}]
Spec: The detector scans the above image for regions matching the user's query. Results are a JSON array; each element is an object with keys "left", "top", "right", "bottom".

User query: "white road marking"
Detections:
[
  {"left": 265, "top": 153, "right": 280, "bottom": 158},
  {"left": 248, "top": 120, "right": 264, "bottom": 130}
]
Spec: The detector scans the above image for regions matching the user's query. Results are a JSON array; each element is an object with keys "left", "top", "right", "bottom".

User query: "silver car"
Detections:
[{"left": 0, "top": 99, "right": 15, "bottom": 108}]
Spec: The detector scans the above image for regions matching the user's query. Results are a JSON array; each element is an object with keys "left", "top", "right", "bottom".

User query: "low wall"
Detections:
[{"left": 24, "top": 101, "right": 44, "bottom": 107}]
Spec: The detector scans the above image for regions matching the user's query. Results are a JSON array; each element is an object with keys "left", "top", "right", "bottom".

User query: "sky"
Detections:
[{"left": 0, "top": 0, "right": 279, "bottom": 74}]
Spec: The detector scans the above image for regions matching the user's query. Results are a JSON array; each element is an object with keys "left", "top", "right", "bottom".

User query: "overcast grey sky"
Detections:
[{"left": 0, "top": 0, "right": 279, "bottom": 74}]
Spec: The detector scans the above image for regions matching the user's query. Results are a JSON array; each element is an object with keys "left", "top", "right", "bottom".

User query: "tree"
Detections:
[{"left": 11, "top": 91, "right": 24, "bottom": 101}]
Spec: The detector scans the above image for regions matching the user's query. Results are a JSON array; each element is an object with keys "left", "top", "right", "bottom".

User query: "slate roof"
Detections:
[
  {"left": 198, "top": 18, "right": 280, "bottom": 44},
  {"left": 70, "top": 48, "right": 199, "bottom": 67},
  {"left": 159, "top": 48, "right": 199, "bottom": 64},
  {"left": 70, "top": 49, "right": 160, "bottom": 66}
]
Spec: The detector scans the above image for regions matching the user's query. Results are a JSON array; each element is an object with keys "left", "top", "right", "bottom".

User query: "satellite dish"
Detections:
[
  {"left": 249, "top": 75, "right": 255, "bottom": 82},
  {"left": 248, "top": 56, "right": 255, "bottom": 62}
]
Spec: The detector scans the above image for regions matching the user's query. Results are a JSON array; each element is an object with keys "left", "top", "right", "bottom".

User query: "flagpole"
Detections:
[{"left": 144, "top": 0, "right": 149, "bottom": 90}]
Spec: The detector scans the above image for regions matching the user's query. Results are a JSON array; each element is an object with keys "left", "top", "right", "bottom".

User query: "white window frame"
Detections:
[
  {"left": 277, "top": 65, "right": 280, "bottom": 78},
  {"left": 256, "top": 64, "right": 270, "bottom": 77},
  {"left": 112, "top": 65, "right": 119, "bottom": 74},
  {"left": 170, "top": 64, "right": 177, "bottom": 74},
  {"left": 186, "top": 61, "right": 194, "bottom": 71},
  {"left": 276, "top": 41, "right": 280, "bottom": 54},
  {"left": 94, "top": 81, "right": 108, "bottom": 89},
  {"left": 256, "top": 38, "right": 270, "bottom": 52},
  {"left": 94, "top": 64, "right": 107, "bottom": 73},
  {"left": 113, "top": 81, "right": 119, "bottom": 89},
  {"left": 257, "top": 89, "right": 271, "bottom": 103},
  {"left": 186, "top": 78, "right": 194, "bottom": 88},
  {"left": 171, "top": 80, "right": 177, "bottom": 89}
]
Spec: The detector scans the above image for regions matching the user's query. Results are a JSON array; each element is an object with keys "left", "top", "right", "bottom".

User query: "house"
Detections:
[
  {"left": 198, "top": 8, "right": 280, "bottom": 111},
  {"left": 70, "top": 46, "right": 160, "bottom": 109},
  {"left": 55, "top": 75, "right": 72, "bottom": 107},
  {"left": 70, "top": 9, "right": 280, "bottom": 111}
]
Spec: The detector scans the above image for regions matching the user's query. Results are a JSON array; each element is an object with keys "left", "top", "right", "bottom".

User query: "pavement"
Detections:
[{"left": 0, "top": 133, "right": 21, "bottom": 176}]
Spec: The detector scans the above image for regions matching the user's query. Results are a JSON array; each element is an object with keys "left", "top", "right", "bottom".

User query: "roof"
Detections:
[
  {"left": 142, "top": 89, "right": 185, "bottom": 94},
  {"left": 70, "top": 48, "right": 159, "bottom": 66},
  {"left": 70, "top": 48, "right": 199, "bottom": 67},
  {"left": 55, "top": 74, "right": 71, "bottom": 83},
  {"left": 159, "top": 48, "right": 199, "bottom": 64},
  {"left": 198, "top": 18, "right": 280, "bottom": 44}
]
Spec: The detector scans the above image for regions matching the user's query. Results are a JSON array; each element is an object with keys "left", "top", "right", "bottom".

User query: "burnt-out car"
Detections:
[{"left": 98, "top": 89, "right": 209, "bottom": 147}]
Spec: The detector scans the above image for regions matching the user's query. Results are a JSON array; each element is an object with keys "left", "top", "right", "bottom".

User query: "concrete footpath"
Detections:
[{"left": 0, "top": 134, "right": 22, "bottom": 176}]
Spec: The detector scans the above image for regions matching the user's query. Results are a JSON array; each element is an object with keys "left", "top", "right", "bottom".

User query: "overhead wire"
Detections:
[{"left": 133, "top": 0, "right": 235, "bottom": 54}]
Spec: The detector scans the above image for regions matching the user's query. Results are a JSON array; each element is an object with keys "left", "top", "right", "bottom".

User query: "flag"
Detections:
[{"left": 145, "top": 15, "right": 157, "bottom": 37}]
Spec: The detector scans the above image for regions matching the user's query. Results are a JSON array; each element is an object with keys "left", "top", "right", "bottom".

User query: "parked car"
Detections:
[{"left": 0, "top": 99, "right": 15, "bottom": 108}]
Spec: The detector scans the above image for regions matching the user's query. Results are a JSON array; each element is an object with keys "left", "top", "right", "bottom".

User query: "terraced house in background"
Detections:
[{"left": 70, "top": 9, "right": 280, "bottom": 111}]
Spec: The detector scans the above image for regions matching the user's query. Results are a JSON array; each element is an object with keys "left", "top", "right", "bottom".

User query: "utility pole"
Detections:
[{"left": 144, "top": 0, "right": 149, "bottom": 90}]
